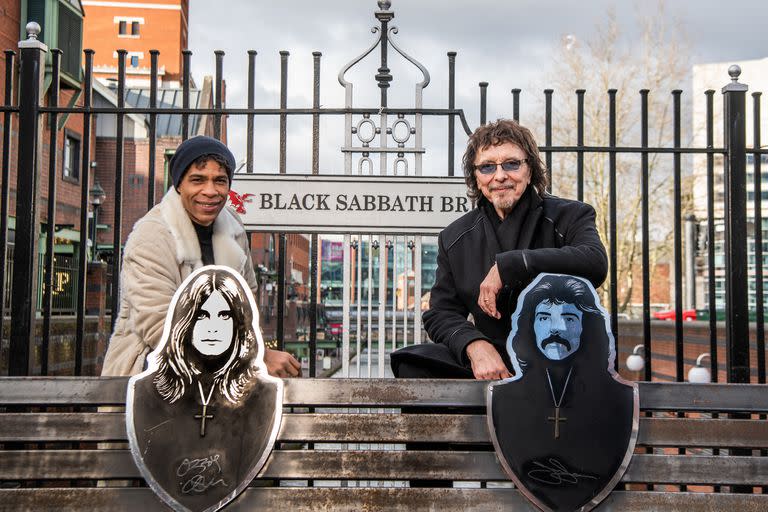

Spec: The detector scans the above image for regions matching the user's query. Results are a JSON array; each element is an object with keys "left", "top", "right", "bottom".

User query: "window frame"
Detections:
[{"left": 62, "top": 130, "right": 81, "bottom": 183}]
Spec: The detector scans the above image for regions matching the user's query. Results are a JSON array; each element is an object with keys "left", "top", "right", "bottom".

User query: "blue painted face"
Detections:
[{"left": 533, "top": 301, "right": 583, "bottom": 360}]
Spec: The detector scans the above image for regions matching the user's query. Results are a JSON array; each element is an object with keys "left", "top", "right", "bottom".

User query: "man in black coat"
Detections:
[{"left": 391, "top": 119, "right": 608, "bottom": 379}]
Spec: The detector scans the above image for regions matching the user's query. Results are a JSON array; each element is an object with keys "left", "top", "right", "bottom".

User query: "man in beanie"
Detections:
[{"left": 102, "top": 136, "right": 301, "bottom": 377}]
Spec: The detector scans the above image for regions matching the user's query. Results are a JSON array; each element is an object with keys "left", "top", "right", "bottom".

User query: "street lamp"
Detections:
[
  {"left": 688, "top": 353, "right": 712, "bottom": 383},
  {"left": 89, "top": 181, "right": 106, "bottom": 261},
  {"left": 626, "top": 344, "right": 645, "bottom": 372}
]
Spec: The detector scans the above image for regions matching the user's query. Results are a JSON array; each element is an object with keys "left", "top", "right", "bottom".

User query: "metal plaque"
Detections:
[
  {"left": 127, "top": 266, "right": 283, "bottom": 512},
  {"left": 228, "top": 174, "right": 468, "bottom": 234},
  {"left": 488, "top": 273, "right": 639, "bottom": 512}
]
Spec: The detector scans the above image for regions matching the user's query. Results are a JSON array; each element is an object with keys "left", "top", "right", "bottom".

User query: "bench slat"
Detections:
[
  {"left": 0, "top": 488, "right": 766, "bottom": 512},
  {"left": 2, "top": 378, "right": 767, "bottom": 411},
  {"left": 2, "top": 413, "right": 765, "bottom": 449},
  {"left": 636, "top": 417, "right": 768, "bottom": 448},
  {"left": 1, "top": 450, "right": 765, "bottom": 485}
]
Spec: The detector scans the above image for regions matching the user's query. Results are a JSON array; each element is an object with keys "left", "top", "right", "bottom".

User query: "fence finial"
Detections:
[
  {"left": 728, "top": 64, "right": 742, "bottom": 83},
  {"left": 377, "top": 0, "right": 392, "bottom": 10},
  {"left": 25, "top": 22, "right": 41, "bottom": 40}
]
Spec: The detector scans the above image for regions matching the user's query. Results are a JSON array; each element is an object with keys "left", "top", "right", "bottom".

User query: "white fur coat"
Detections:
[{"left": 101, "top": 189, "right": 258, "bottom": 376}]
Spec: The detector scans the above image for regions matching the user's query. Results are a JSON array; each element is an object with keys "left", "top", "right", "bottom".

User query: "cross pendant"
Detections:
[
  {"left": 194, "top": 403, "right": 214, "bottom": 437},
  {"left": 547, "top": 406, "right": 567, "bottom": 439}
]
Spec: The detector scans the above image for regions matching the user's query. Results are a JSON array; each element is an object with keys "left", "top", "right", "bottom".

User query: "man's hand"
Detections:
[
  {"left": 465, "top": 339, "right": 511, "bottom": 380},
  {"left": 478, "top": 263, "right": 503, "bottom": 319},
  {"left": 264, "top": 348, "right": 302, "bottom": 378}
]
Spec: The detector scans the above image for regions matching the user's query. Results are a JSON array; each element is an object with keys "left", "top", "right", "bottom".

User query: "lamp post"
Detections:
[{"left": 89, "top": 181, "right": 105, "bottom": 262}]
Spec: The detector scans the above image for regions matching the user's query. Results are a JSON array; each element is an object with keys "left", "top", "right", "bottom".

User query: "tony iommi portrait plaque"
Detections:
[
  {"left": 127, "top": 266, "right": 283, "bottom": 512},
  {"left": 488, "top": 273, "right": 639, "bottom": 512}
]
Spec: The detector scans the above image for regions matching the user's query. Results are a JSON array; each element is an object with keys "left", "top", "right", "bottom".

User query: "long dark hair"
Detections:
[
  {"left": 506, "top": 274, "right": 613, "bottom": 377},
  {"left": 153, "top": 269, "right": 258, "bottom": 404}
]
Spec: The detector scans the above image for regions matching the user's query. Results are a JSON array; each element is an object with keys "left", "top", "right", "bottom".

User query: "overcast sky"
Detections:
[{"left": 188, "top": 0, "right": 766, "bottom": 174}]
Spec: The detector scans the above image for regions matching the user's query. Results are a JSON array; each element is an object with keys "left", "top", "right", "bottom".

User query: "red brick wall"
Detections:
[
  {"left": 619, "top": 262, "right": 672, "bottom": 308},
  {"left": 94, "top": 135, "right": 178, "bottom": 246},
  {"left": 0, "top": 87, "right": 96, "bottom": 232},
  {"left": 617, "top": 319, "right": 764, "bottom": 383},
  {"left": 0, "top": 0, "right": 20, "bottom": 102}
]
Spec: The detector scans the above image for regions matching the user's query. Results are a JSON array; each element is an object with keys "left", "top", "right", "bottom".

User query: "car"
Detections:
[{"left": 652, "top": 309, "right": 697, "bottom": 321}]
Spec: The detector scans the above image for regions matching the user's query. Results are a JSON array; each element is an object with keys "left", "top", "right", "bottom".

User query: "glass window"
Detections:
[
  {"left": 131, "top": 21, "right": 140, "bottom": 35},
  {"left": 118, "top": 20, "right": 127, "bottom": 35},
  {"left": 63, "top": 133, "right": 80, "bottom": 180},
  {"left": 130, "top": 55, "right": 139, "bottom": 67}
]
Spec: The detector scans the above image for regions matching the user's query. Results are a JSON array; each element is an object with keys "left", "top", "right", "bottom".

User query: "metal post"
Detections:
[
  {"left": 276, "top": 51, "right": 289, "bottom": 352},
  {"left": 1, "top": 50, "right": 16, "bottom": 339},
  {"left": 9, "top": 23, "right": 46, "bottom": 376},
  {"left": 672, "top": 90, "right": 683, "bottom": 382},
  {"left": 544, "top": 89, "right": 553, "bottom": 192},
  {"left": 76, "top": 51, "right": 94, "bottom": 374},
  {"left": 246, "top": 50, "right": 257, "bottom": 173},
  {"left": 147, "top": 50, "right": 158, "bottom": 209},
  {"left": 107, "top": 51, "right": 124, "bottom": 336},
  {"left": 684, "top": 214, "right": 697, "bottom": 310},
  {"left": 41, "top": 49, "right": 62, "bottom": 376},
  {"left": 214, "top": 50, "right": 224, "bottom": 140},
  {"left": 607, "top": 89, "right": 618, "bottom": 344},
  {"left": 479, "top": 82, "right": 488, "bottom": 126},
  {"left": 309, "top": 51, "right": 321, "bottom": 377},
  {"left": 447, "top": 52, "right": 456, "bottom": 177},
  {"left": 374, "top": 3, "right": 393, "bottom": 108},
  {"left": 511, "top": 89, "right": 521, "bottom": 122},
  {"left": 576, "top": 89, "right": 585, "bottom": 202},
  {"left": 722, "top": 65, "right": 750, "bottom": 384},
  {"left": 640, "top": 89, "right": 652, "bottom": 382},
  {"left": 181, "top": 50, "right": 191, "bottom": 141}
]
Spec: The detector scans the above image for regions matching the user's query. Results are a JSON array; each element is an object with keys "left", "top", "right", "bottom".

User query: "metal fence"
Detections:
[{"left": 0, "top": 2, "right": 765, "bottom": 384}]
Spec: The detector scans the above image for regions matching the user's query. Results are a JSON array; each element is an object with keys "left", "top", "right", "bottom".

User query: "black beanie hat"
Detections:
[{"left": 170, "top": 136, "right": 236, "bottom": 190}]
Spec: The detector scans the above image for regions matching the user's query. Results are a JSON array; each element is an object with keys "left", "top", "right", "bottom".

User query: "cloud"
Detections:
[{"left": 188, "top": 0, "right": 765, "bottom": 169}]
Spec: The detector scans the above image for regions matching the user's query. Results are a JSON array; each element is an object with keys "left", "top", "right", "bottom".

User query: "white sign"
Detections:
[{"left": 229, "top": 174, "right": 470, "bottom": 234}]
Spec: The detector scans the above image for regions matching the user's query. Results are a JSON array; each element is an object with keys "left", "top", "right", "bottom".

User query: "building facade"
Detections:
[
  {"left": 692, "top": 57, "right": 768, "bottom": 314},
  {"left": 82, "top": 0, "right": 188, "bottom": 87},
  {"left": 2, "top": 0, "right": 97, "bottom": 314}
]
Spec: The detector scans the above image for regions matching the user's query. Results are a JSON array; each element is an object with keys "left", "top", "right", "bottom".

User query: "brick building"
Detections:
[
  {"left": 81, "top": 0, "right": 223, "bottom": 253},
  {"left": 82, "top": 0, "right": 188, "bottom": 87},
  {"left": 2, "top": 0, "right": 98, "bottom": 314},
  {"left": 91, "top": 77, "right": 218, "bottom": 253}
]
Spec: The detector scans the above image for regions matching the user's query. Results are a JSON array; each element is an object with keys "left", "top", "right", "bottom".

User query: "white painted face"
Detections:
[
  {"left": 534, "top": 301, "right": 583, "bottom": 360},
  {"left": 191, "top": 290, "right": 234, "bottom": 356}
]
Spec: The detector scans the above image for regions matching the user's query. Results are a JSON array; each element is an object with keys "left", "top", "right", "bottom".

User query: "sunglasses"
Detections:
[{"left": 474, "top": 159, "right": 528, "bottom": 175}]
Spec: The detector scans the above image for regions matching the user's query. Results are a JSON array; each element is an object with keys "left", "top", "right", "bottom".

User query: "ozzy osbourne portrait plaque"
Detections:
[{"left": 127, "top": 266, "right": 283, "bottom": 512}]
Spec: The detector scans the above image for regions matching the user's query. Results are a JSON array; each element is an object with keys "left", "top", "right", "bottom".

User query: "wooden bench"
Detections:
[{"left": 1, "top": 377, "right": 767, "bottom": 511}]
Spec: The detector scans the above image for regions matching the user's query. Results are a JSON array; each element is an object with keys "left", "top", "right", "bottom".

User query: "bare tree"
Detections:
[{"left": 536, "top": 3, "right": 693, "bottom": 313}]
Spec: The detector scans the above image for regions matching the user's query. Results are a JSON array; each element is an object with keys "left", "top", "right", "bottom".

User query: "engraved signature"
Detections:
[
  {"left": 527, "top": 458, "right": 597, "bottom": 486},
  {"left": 177, "top": 454, "right": 228, "bottom": 494}
]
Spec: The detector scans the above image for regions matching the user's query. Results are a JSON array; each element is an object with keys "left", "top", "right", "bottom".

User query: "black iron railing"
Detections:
[{"left": 0, "top": 12, "right": 765, "bottom": 384}]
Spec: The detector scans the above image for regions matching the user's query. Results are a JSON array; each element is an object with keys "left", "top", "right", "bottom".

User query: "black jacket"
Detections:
[{"left": 422, "top": 192, "right": 608, "bottom": 366}]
